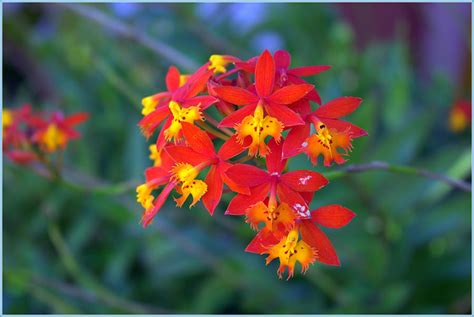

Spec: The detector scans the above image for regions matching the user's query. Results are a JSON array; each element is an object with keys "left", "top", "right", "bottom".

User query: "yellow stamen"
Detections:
[
  {"left": 2, "top": 110, "right": 13, "bottom": 129},
  {"left": 235, "top": 104, "right": 284, "bottom": 157},
  {"left": 305, "top": 122, "right": 352, "bottom": 166},
  {"left": 265, "top": 229, "right": 317, "bottom": 279},
  {"left": 41, "top": 124, "right": 67, "bottom": 152},
  {"left": 149, "top": 144, "right": 162, "bottom": 167},
  {"left": 209, "top": 55, "right": 231, "bottom": 74},
  {"left": 246, "top": 202, "right": 296, "bottom": 232},
  {"left": 136, "top": 183, "right": 154, "bottom": 210},
  {"left": 164, "top": 101, "right": 203, "bottom": 143}
]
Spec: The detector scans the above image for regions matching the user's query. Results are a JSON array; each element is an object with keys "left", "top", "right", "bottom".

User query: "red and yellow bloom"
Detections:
[
  {"left": 31, "top": 112, "right": 89, "bottom": 153},
  {"left": 213, "top": 50, "right": 314, "bottom": 156},
  {"left": 283, "top": 97, "right": 367, "bottom": 165},
  {"left": 449, "top": 99, "right": 471, "bottom": 133},
  {"left": 3, "top": 105, "right": 88, "bottom": 168},
  {"left": 136, "top": 49, "right": 365, "bottom": 279}
]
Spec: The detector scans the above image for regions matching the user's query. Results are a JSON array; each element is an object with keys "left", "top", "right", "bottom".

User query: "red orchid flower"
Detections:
[
  {"left": 137, "top": 147, "right": 178, "bottom": 227},
  {"left": 283, "top": 97, "right": 367, "bottom": 165},
  {"left": 225, "top": 140, "right": 328, "bottom": 229},
  {"left": 3, "top": 104, "right": 32, "bottom": 150},
  {"left": 30, "top": 111, "right": 89, "bottom": 153},
  {"left": 165, "top": 122, "right": 249, "bottom": 215},
  {"left": 236, "top": 50, "right": 330, "bottom": 104},
  {"left": 137, "top": 143, "right": 219, "bottom": 227},
  {"left": 140, "top": 66, "right": 185, "bottom": 117},
  {"left": 212, "top": 50, "right": 314, "bottom": 156},
  {"left": 449, "top": 99, "right": 471, "bottom": 133},
  {"left": 247, "top": 204, "right": 355, "bottom": 279},
  {"left": 138, "top": 64, "right": 218, "bottom": 144},
  {"left": 3, "top": 105, "right": 38, "bottom": 164},
  {"left": 136, "top": 49, "right": 365, "bottom": 279}
]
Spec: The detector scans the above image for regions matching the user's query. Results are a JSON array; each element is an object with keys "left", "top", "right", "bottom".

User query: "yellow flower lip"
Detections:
[
  {"left": 136, "top": 183, "right": 154, "bottom": 210},
  {"left": 141, "top": 96, "right": 159, "bottom": 116},
  {"left": 164, "top": 101, "right": 203, "bottom": 143},
  {"left": 304, "top": 120, "right": 353, "bottom": 166},
  {"left": 174, "top": 179, "right": 207, "bottom": 208},
  {"left": 208, "top": 55, "right": 234, "bottom": 74},
  {"left": 246, "top": 201, "right": 295, "bottom": 232},
  {"left": 170, "top": 162, "right": 208, "bottom": 208},
  {"left": 235, "top": 104, "right": 284, "bottom": 157},
  {"left": 264, "top": 228, "right": 318, "bottom": 280}
]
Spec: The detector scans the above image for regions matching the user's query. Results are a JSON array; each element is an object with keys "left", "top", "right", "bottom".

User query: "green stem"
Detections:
[
  {"left": 96, "top": 59, "right": 142, "bottom": 109},
  {"left": 324, "top": 161, "right": 471, "bottom": 192},
  {"left": 204, "top": 114, "right": 233, "bottom": 136},
  {"left": 46, "top": 218, "right": 162, "bottom": 313},
  {"left": 197, "top": 121, "right": 230, "bottom": 141},
  {"left": 59, "top": 3, "right": 198, "bottom": 72}
]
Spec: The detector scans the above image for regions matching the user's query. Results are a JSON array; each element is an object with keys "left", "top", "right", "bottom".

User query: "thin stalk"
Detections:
[
  {"left": 58, "top": 3, "right": 198, "bottom": 72},
  {"left": 197, "top": 121, "right": 230, "bottom": 141},
  {"left": 96, "top": 59, "right": 142, "bottom": 109},
  {"left": 204, "top": 114, "right": 233, "bottom": 136},
  {"left": 324, "top": 161, "right": 471, "bottom": 192},
  {"left": 46, "top": 218, "right": 163, "bottom": 314}
]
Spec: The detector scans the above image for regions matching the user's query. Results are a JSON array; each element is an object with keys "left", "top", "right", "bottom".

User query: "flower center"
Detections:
[
  {"left": 315, "top": 122, "right": 333, "bottom": 149},
  {"left": 164, "top": 101, "right": 203, "bottom": 143},
  {"left": 42, "top": 124, "right": 67, "bottom": 152},
  {"left": 235, "top": 104, "right": 284, "bottom": 157}
]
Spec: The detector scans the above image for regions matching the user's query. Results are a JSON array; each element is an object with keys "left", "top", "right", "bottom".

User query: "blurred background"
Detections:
[{"left": 3, "top": 3, "right": 471, "bottom": 314}]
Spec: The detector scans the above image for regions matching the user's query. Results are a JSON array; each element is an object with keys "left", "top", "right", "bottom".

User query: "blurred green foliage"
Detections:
[{"left": 3, "top": 3, "right": 471, "bottom": 314}]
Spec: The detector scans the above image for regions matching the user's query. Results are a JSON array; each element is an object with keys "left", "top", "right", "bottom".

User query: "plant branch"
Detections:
[
  {"left": 58, "top": 3, "right": 199, "bottom": 72},
  {"left": 324, "top": 160, "right": 471, "bottom": 192},
  {"left": 204, "top": 114, "right": 233, "bottom": 136},
  {"left": 45, "top": 215, "right": 166, "bottom": 314},
  {"left": 17, "top": 162, "right": 139, "bottom": 196},
  {"left": 30, "top": 273, "right": 167, "bottom": 314},
  {"left": 197, "top": 121, "right": 230, "bottom": 140}
]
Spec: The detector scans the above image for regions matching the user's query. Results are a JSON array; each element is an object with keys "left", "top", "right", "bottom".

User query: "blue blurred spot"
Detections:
[
  {"left": 110, "top": 3, "right": 139, "bottom": 18},
  {"left": 251, "top": 31, "right": 285, "bottom": 53},
  {"left": 229, "top": 3, "right": 267, "bottom": 34}
]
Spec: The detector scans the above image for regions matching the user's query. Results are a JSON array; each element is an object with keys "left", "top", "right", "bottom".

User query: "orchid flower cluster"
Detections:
[
  {"left": 2, "top": 104, "right": 88, "bottom": 167},
  {"left": 137, "top": 50, "right": 367, "bottom": 279},
  {"left": 449, "top": 99, "right": 471, "bottom": 133}
]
